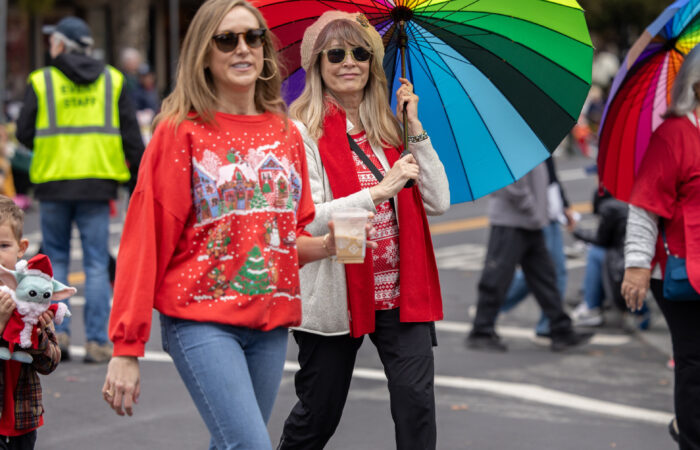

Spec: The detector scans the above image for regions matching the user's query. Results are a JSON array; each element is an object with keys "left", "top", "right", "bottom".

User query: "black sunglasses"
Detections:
[
  {"left": 323, "top": 47, "right": 372, "bottom": 64},
  {"left": 212, "top": 28, "right": 266, "bottom": 52}
]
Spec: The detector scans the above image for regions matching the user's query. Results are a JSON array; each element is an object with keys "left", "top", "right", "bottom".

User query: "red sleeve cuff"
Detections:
[{"left": 112, "top": 340, "right": 146, "bottom": 358}]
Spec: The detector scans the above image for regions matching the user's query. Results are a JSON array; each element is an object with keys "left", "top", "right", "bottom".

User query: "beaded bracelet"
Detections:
[{"left": 407, "top": 130, "right": 429, "bottom": 143}]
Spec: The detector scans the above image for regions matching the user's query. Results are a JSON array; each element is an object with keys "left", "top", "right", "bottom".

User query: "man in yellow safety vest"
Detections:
[{"left": 15, "top": 16, "right": 144, "bottom": 363}]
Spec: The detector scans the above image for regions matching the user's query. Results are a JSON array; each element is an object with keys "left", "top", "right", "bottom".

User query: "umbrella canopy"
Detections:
[
  {"left": 255, "top": 0, "right": 593, "bottom": 203},
  {"left": 598, "top": 0, "right": 700, "bottom": 201}
]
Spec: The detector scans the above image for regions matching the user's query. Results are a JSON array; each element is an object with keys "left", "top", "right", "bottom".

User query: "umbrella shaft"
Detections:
[
  {"left": 398, "top": 20, "right": 413, "bottom": 188},
  {"left": 399, "top": 20, "right": 408, "bottom": 151}
]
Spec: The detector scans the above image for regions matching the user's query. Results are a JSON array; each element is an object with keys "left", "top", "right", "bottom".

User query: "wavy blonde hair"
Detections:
[
  {"left": 290, "top": 19, "right": 401, "bottom": 148},
  {"left": 154, "top": 0, "right": 286, "bottom": 129}
]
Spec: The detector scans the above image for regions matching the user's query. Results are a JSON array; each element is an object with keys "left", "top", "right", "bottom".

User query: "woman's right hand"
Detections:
[
  {"left": 103, "top": 356, "right": 141, "bottom": 416},
  {"left": 369, "top": 154, "right": 419, "bottom": 205},
  {"left": 621, "top": 267, "right": 651, "bottom": 311}
]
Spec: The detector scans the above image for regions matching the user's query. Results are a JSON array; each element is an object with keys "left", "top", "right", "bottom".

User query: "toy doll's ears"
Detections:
[
  {"left": 51, "top": 280, "right": 77, "bottom": 301},
  {"left": 0, "top": 265, "right": 17, "bottom": 291}
]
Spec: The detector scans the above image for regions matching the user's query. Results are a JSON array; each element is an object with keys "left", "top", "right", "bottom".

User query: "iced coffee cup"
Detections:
[{"left": 331, "top": 208, "right": 369, "bottom": 264}]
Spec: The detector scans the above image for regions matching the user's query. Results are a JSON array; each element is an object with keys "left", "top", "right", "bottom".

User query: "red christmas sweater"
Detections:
[{"left": 110, "top": 112, "right": 315, "bottom": 356}]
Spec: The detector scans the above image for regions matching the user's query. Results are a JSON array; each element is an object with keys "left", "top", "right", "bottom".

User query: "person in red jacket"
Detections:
[
  {"left": 622, "top": 44, "right": 700, "bottom": 450},
  {"left": 100, "top": 1, "right": 360, "bottom": 448}
]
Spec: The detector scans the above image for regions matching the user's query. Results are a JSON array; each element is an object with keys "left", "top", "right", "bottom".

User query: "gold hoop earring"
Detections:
[{"left": 258, "top": 57, "right": 278, "bottom": 81}]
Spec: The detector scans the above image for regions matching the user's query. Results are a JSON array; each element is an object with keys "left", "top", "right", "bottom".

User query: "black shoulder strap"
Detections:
[
  {"left": 347, "top": 134, "right": 395, "bottom": 211},
  {"left": 347, "top": 134, "right": 384, "bottom": 181}
]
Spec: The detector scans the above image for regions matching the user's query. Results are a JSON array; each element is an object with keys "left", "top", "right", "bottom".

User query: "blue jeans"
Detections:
[
  {"left": 40, "top": 201, "right": 111, "bottom": 344},
  {"left": 583, "top": 245, "right": 649, "bottom": 319},
  {"left": 160, "top": 315, "right": 288, "bottom": 450},
  {"left": 582, "top": 245, "right": 606, "bottom": 310},
  {"left": 500, "top": 221, "right": 567, "bottom": 334}
]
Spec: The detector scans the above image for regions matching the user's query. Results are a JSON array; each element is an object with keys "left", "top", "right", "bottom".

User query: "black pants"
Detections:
[
  {"left": 651, "top": 280, "right": 700, "bottom": 450},
  {"left": 0, "top": 431, "right": 37, "bottom": 450},
  {"left": 278, "top": 309, "right": 436, "bottom": 450},
  {"left": 472, "top": 226, "right": 572, "bottom": 337}
]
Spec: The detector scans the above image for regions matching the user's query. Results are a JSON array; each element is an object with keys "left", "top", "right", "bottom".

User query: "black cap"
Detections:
[{"left": 42, "top": 16, "right": 93, "bottom": 48}]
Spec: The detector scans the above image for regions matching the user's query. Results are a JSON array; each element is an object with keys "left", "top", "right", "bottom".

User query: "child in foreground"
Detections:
[{"left": 0, "top": 196, "right": 60, "bottom": 449}]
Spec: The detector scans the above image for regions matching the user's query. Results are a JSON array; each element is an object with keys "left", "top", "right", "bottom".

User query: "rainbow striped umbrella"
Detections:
[
  {"left": 255, "top": 0, "right": 593, "bottom": 203},
  {"left": 598, "top": 0, "right": 700, "bottom": 201}
]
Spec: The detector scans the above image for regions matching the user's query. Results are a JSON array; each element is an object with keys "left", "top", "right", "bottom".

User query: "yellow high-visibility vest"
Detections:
[{"left": 28, "top": 65, "right": 130, "bottom": 183}]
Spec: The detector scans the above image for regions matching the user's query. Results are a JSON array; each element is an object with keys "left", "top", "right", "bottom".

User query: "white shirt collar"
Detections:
[{"left": 346, "top": 118, "right": 354, "bottom": 133}]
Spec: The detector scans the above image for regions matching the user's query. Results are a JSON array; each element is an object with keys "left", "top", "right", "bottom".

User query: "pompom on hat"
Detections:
[
  {"left": 300, "top": 11, "right": 384, "bottom": 71},
  {"left": 17, "top": 254, "right": 54, "bottom": 281}
]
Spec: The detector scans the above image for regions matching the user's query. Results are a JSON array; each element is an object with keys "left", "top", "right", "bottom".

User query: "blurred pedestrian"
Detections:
[
  {"left": 0, "top": 126, "right": 16, "bottom": 199},
  {"left": 499, "top": 157, "right": 576, "bottom": 337},
  {"left": 622, "top": 44, "right": 700, "bottom": 449},
  {"left": 277, "top": 11, "right": 449, "bottom": 450},
  {"left": 467, "top": 161, "right": 593, "bottom": 352},
  {"left": 133, "top": 64, "right": 160, "bottom": 146},
  {"left": 119, "top": 47, "right": 143, "bottom": 106},
  {"left": 134, "top": 64, "right": 160, "bottom": 114},
  {"left": 14, "top": 16, "right": 144, "bottom": 363},
  {"left": 571, "top": 190, "right": 651, "bottom": 329},
  {"left": 101, "top": 1, "right": 344, "bottom": 448}
]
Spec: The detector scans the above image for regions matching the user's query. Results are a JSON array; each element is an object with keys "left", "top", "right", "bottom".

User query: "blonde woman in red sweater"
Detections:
[{"left": 99, "top": 1, "right": 357, "bottom": 448}]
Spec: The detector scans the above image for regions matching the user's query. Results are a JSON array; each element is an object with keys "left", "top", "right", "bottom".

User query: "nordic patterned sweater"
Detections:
[{"left": 109, "top": 112, "right": 315, "bottom": 356}]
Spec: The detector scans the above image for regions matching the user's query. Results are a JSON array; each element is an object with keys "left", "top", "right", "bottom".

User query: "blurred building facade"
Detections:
[{"left": 5, "top": 0, "right": 201, "bottom": 110}]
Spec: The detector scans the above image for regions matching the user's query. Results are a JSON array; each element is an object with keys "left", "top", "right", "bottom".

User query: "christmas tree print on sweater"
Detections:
[{"left": 231, "top": 245, "right": 275, "bottom": 295}]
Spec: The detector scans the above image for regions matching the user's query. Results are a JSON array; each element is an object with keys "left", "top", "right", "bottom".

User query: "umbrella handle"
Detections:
[
  {"left": 402, "top": 105, "right": 415, "bottom": 189},
  {"left": 399, "top": 20, "right": 415, "bottom": 189}
]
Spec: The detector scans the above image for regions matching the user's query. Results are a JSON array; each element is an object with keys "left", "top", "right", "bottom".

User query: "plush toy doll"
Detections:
[{"left": 0, "top": 254, "right": 75, "bottom": 363}]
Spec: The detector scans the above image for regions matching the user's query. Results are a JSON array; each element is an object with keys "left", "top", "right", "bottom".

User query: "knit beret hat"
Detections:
[{"left": 300, "top": 11, "right": 384, "bottom": 71}]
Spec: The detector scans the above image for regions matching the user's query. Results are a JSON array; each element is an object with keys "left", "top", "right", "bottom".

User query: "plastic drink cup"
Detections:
[{"left": 331, "top": 208, "right": 369, "bottom": 264}]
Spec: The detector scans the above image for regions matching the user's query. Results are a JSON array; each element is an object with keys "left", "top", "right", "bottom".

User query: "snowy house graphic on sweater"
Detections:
[
  {"left": 192, "top": 144, "right": 301, "bottom": 227},
  {"left": 218, "top": 162, "right": 257, "bottom": 212},
  {"left": 192, "top": 161, "right": 220, "bottom": 221},
  {"left": 257, "top": 154, "right": 289, "bottom": 208},
  {"left": 289, "top": 167, "right": 302, "bottom": 211}
]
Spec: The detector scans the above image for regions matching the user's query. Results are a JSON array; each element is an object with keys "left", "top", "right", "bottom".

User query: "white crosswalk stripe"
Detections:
[
  {"left": 82, "top": 347, "right": 669, "bottom": 425},
  {"left": 433, "top": 243, "right": 588, "bottom": 272},
  {"left": 436, "top": 321, "right": 630, "bottom": 346}
]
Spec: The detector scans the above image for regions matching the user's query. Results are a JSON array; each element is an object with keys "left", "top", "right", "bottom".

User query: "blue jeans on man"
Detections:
[
  {"left": 580, "top": 243, "right": 649, "bottom": 326},
  {"left": 500, "top": 221, "right": 567, "bottom": 335},
  {"left": 582, "top": 244, "right": 606, "bottom": 310},
  {"left": 40, "top": 201, "right": 112, "bottom": 344}
]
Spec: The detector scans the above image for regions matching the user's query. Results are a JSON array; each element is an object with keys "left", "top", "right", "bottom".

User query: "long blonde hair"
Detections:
[
  {"left": 290, "top": 19, "right": 401, "bottom": 148},
  {"left": 154, "top": 0, "right": 286, "bottom": 129}
]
